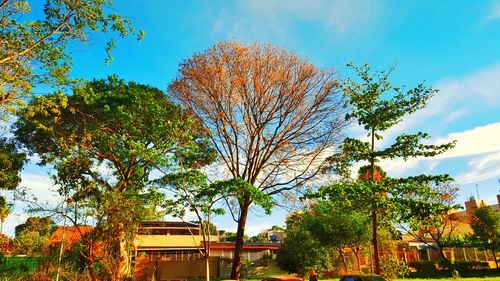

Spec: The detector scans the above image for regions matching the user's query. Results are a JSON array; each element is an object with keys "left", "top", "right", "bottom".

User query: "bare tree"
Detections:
[{"left": 169, "top": 42, "right": 346, "bottom": 279}]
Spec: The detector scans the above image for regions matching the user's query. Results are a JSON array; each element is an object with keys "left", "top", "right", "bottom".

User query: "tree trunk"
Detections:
[
  {"left": 370, "top": 128, "right": 381, "bottom": 275},
  {"left": 0, "top": 219, "right": 3, "bottom": 234},
  {"left": 205, "top": 253, "right": 210, "bottom": 281},
  {"left": 339, "top": 250, "right": 348, "bottom": 273},
  {"left": 88, "top": 258, "right": 97, "bottom": 281},
  {"left": 110, "top": 222, "right": 131, "bottom": 281},
  {"left": 352, "top": 248, "right": 362, "bottom": 273},
  {"left": 434, "top": 246, "right": 459, "bottom": 278},
  {"left": 372, "top": 208, "right": 381, "bottom": 275},
  {"left": 230, "top": 199, "right": 251, "bottom": 280}
]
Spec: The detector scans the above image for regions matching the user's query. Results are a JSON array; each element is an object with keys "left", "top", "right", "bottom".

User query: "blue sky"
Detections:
[{"left": 3, "top": 0, "right": 500, "bottom": 236}]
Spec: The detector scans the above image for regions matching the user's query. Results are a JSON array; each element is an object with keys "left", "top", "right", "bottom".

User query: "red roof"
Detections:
[{"left": 49, "top": 226, "right": 94, "bottom": 250}]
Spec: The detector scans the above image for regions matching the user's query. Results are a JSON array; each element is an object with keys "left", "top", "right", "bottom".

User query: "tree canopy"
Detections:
[
  {"left": 471, "top": 205, "right": 500, "bottom": 269},
  {"left": 0, "top": 138, "right": 26, "bottom": 190},
  {"left": 320, "top": 63, "right": 456, "bottom": 275},
  {"left": 169, "top": 41, "right": 347, "bottom": 279},
  {"left": 14, "top": 76, "right": 211, "bottom": 280},
  {"left": 0, "top": 0, "right": 143, "bottom": 117}
]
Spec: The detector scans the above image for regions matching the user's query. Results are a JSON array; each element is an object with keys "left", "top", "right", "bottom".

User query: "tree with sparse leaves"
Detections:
[
  {"left": 157, "top": 170, "right": 231, "bottom": 281},
  {"left": 0, "top": 0, "right": 143, "bottom": 118},
  {"left": 169, "top": 42, "right": 346, "bottom": 279},
  {"left": 321, "top": 64, "right": 456, "bottom": 275}
]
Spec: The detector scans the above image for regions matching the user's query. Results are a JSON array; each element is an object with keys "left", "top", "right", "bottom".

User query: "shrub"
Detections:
[
  {"left": 408, "top": 261, "right": 436, "bottom": 271},
  {"left": 380, "top": 254, "right": 409, "bottom": 281},
  {"left": 438, "top": 260, "right": 490, "bottom": 271}
]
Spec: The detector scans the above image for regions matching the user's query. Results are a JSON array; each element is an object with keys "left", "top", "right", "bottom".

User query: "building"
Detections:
[{"left": 134, "top": 221, "right": 279, "bottom": 280}]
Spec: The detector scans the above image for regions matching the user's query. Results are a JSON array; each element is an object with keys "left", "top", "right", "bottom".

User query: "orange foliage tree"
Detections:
[{"left": 169, "top": 42, "right": 347, "bottom": 279}]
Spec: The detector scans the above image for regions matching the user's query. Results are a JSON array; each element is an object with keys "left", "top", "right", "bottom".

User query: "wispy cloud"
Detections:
[
  {"left": 486, "top": 0, "right": 500, "bottom": 21},
  {"left": 375, "top": 63, "right": 500, "bottom": 148},
  {"left": 379, "top": 122, "right": 500, "bottom": 183},
  {"left": 211, "top": 0, "right": 383, "bottom": 42}
]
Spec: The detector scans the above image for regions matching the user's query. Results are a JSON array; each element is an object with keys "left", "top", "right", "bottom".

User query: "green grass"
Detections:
[{"left": 246, "top": 277, "right": 500, "bottom": 281}]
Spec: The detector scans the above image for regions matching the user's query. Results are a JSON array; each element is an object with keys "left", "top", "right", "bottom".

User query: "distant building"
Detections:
[
  {"left": 134, "top": 221, "right": 279, "bottom": 280},
  {"left": 267, "top": 229, "right": 284, "bottom": 243}
]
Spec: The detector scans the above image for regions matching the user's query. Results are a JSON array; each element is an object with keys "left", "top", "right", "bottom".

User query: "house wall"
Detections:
[
  {"left": 135, "top": 256, "right": 219, "bottom": 281},
  {"left": 136, "top": 234, "right": 219, "bottom": 249}
]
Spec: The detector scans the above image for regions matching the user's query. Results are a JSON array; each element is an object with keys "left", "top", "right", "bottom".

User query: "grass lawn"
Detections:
[{"left": 246, "top": 277, "right": 500, "bottom": 281}]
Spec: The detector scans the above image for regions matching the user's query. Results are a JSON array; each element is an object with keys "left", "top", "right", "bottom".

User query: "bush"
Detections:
[
  {"left": 408, "top": 261, "right": 436, "bottom": 271},
  {"left": 438, "top": 260, "right": 490, "bottom": 271},
  {"left": 380, "top": 254, "right": 409, "bottom": 281}
]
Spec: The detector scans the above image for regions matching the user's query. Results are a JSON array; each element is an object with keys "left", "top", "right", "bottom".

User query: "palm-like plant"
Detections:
[{"left": 0, "top": 196, "right": 13, "bottom": 234}]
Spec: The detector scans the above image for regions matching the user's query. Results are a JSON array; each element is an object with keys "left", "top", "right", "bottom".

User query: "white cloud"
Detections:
[
  {"left": 436, "top": 123, "right": 500, "bottom": 159},
  {"left": 375, "top": 63, "right": 500, "bottom": 148},
  {"left": 0, "top": 173, "right": 62, "bottom": 237},
  {"left": 379, "top": 122, "right": 500, "bottom": 182},
  {"left": 220, "top": 221, "right": 271, "bottom": 237},
  {"left": 212, "top": 0, "right": 382, "bottom": 41},
  {"left": 486, "top": 0, "right": 500, "bottom": 21}
]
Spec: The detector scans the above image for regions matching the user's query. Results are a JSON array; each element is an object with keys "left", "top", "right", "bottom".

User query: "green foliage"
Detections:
[
  {"left": 380, "top": 254, "right": 410, "bottom": 281},
  {"left": 471, "top": 206, "right": 500, "bottom": 253},
  {"left": 276, "top": 225, "right": 331, "bottom": 276},
  {"left": 248, "top": 231, "right": 268, "bottom": 243},
  {"left": 14, "top": 76, "right": 209, "bottom": 278},
  {"left": 0, "top": 0, "right": 143, "bottom": 116},
  {"left": 301, "top": 201, "right": 371, "bottom": 253},
  {"left": 320, "top": 63, "right": 456, "bottom": 275},
  {"left": 0, "top": 197, "right": 13, "bottom": 234},
  {"left": 14, "top": 217, "right": 56, "bottom": 238},
  {"left": 13, "top": 217, "right": 56, "bottom": 256},
  {"left": 409, "top": 261, "right": 437, "bottom": 271},
  {"left": 0, "top": 139, "right": 26, "bottom": 190},
  {"left": 224, "top": 232, "right": 247, "bottom": 242},
  {"left": 438, "top": 261, "right": 490, "bottom": 272}
]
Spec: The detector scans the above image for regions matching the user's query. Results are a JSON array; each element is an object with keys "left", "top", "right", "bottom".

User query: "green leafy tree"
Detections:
[
  {"left": 13, "top": 216, "right": 56, "bottom": 256},
  {"left": 0, "top": 196, "right": 13, "bottom": 234},
  {"left": 397, "top": 182, "right": 462, "bottom": 276},
  {"left": 300, "top": 201, "right": 371, "bottom": 273},
  {"left": 14, "top": 76, "right": 209, "bottom": 280},
  {"left": 248, "top": 231, "right": 269, "bottom": 243},
  {"left": 323, "top": 64, "right": 456, "bottom": 275},
  {"left": 0, "top": 0, "right": 143, "bottom": 117},
  {"left": 0, "top": 138, "right": 26, "bottom": 190},
  {"left": 471, "top": 205, "right": 500, "bottom": 270},
  {"left": 277, "top": 223, "right": 331, "bottom": 276},
  {"left": 169, "top": 42, "right": 346, "bottom": 279}
]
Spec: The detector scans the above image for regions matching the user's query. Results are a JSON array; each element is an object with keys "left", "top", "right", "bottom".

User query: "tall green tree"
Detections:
[
  {"left": 0, "top": 196, "right": 13, "bottom": 234},
  {"left": 323, "top": 64, "right": 456, "bottom": 275},
  {"left": 0, "top": 0, "right": 143, "bottom": 117},
  {"left": 14, "top": 76, "right": 210, "bottom": 280},
  {"left": 300, "top": 200, "right": 371, "bottom": 273},
  {"left": 471, "top": 205, "right": 500, "bottom": 270}
]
